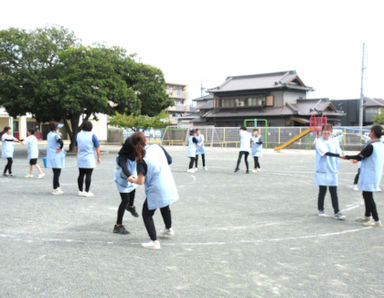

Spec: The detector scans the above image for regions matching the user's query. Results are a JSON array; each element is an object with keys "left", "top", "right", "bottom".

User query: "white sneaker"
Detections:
[
  {"left": 353, "top": 185, "right": 359, "bottom": 191},
  {"left": 203, "top": 166, "right": 208, "bottom": 171},
  {"left": 187, "top": 169, "right": 195, "bottom": 173},
  {"left": 257, "top": 168, "right": 261, "bottom": 172},
  {"left": 355, "top": 216, "right": 370, "bottom": 222},
  {"left": 83, "top": 192, "right": 94, "bottom": 197},
  {"left": 161, "top": 228, "right": 175, "bottom": 237},
  {"left": 141, "top": 240, "right": 161, "bottom": 250},
  {"left": 363, "top": 220, "right": 382, "bottom": 227},
  {"left": 378, "top": 187, "right": 382, "bottom": 192},
  {"left": 52, "top": 188, "right": 64, "bottom": 195},
  {"left": 78, "top": 191, "right": 86, "bottom": 197},
  {"left": 25, "top": 174, "right": 33, "bottom": 178},
  {"left": 37, "top": 173, "right": 45, "bottom": 179},
  {"left": 252, "top": 169, "right": 257, "bottom": 173}
]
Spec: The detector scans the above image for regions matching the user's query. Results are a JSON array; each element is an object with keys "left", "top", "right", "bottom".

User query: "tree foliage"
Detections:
[
  {"left": 373, "top": 108, "right": 384, "bottom": 125},
  {"left": 108, "top": 110, "right": 172, "bottom": 130},
  {"left": 0, "top": 26, "right": 172, "bottom": 149}
]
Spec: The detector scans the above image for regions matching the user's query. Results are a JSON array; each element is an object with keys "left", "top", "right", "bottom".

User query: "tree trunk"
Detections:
[{"left": 64, "top": 115, "right": 80, "bottom": 152}]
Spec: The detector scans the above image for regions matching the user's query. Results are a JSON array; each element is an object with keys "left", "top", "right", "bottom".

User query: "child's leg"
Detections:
[
  {"left": 317, "top": 185, "right": 327, "bottom": 211},
  {"left": 329, "top": 186, "right": 340, "bottom": 214},
  {"left": 363, "top": 191, "right": 379, "bottom": 221},
  {"left": 160, "top": 205, "right": 172, "bottom": 229},
  {"left": 77, "top": 168, "right": 86, "bottom": 191},
  {"left": 244, "top": 152, "right": 249, "bottom": 171},
  {"left": 7, "top": 158, "right": 13, "bottom": 174},
  {"left": 188, "top": 157, "right": 195, "bottom": 169},
  {"left": 84, "top": 169, "right": 93, "bottom": 192},
  {"left": 117, "top": 192, "right": 129, "bottom": 225},
  {"left": 29, "top": 165, "right": 33, "bottom": 175},
  {"left": 353, "top": 168, "right": 360, "bottom": 185},
  {"left": 195, "top": 155, "right": 199, "bottom": 167},
  {"left": 201, "top": 154, "right": 206, "bottom": 167},
  {"left": 253, "top": 156, "right": 257, "bottom": 169},
  {"left": 255, "top": 157, "right": 260, "bottom": 169},
  {"left": 235, "top": 152, "right": 243, "bottom": 170},
  {"left": 35, "top": 164, "right": 44, "bottom": 174},
  {"left": 142, "top": 200, "right": 157, "bottom": 241}
]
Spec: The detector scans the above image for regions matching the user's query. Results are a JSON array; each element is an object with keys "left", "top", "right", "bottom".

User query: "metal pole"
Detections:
[{"left": 359, "top": 43, "right": 366, "bottom": 135}]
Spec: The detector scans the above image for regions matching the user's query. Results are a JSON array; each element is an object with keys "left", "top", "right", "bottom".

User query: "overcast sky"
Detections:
[{"left": 1, "top": 0, "right": 383, "bottom": 102}]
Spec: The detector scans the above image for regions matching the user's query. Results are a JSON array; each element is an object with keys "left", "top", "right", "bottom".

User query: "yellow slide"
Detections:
[{"left": 274, "top": 128, "right": 312, "bottom": 151}]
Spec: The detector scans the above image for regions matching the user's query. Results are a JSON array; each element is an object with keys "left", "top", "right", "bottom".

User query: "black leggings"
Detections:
[
  {"left": 3, "top": 158, "right": 13, "bottom": 174},
  {"left": 317, "top": 185, "right": 340, "bottom": 214},
  {"left": 195, "top": 154, "right": 206, "bottom": 167},
  {"left": 52, "top": 168, "right": 61, "bottom": 189},
  {"left": 78, "top": 168, "right": 94, "bottom": 192},
  {"left": 253, "top": 156, "right": 260, "bottom": 169},
  {"left": 354, "top": 168, "right": 360, "bottom": 185},
  {"left": 235, "top": 151, "right": 249, "bottom": 170},
  {"left": 142, "top": 199, "right": 172, "bottom": 241},
  {"left": 116, "top": 190, "right": 136, "bottom": 225},
  {"left": 363, "top": 191, "right": 379, "bottom": 221},
  {"left": 189, "top": 157, "right": 196, "bottom": 169}
]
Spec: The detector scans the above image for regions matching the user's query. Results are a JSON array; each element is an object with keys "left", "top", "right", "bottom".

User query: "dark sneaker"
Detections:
[
  {"left": 113, "top": 225, "right": 130, "bottom": 234},
  {"left": 126, "top": 206, "right": 139, "bottom": 218},
  {"left": 234, "top": 168, "right": 239, "bottom": 173},
  {"left": 3, "top": 173, "right": 8, "bottom": 177},
  {"left": 246, "top": 170, "right": 249, "bottom": 174}
]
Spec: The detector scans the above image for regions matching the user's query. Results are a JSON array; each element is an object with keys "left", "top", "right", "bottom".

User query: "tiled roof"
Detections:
[
  {"left": 208, "top": 70, "right": 313, "bottom": 93},
  {"left": 191, "top": 94, "right": 214, "bottom": 102}
]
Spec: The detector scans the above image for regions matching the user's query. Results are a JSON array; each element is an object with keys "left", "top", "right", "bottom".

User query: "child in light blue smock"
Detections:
[
  {"left": 1, "top": 126, "right": 20, "bottom": 177},
  {"left": 194, "top": 128, "right": 207, "bottom": 170},
  {"left": 46, "top": 122, "right": 66, "bottom": 195},
  {"left": 251, "top": 128, "right": 263, "bottom": 173},
  {"left": 75, "top": 121, "right": 101, "bottom": 197},
  {"left": 112, "top": 137, "right": 140, "bottom": 235},
  {"left": 345, "top": 125, "right": 384, "bottom": 227},
  {"left": 187, "top": 129, "right": 198, "bottom": 173},
  {"left": 23, "top": 129, "right": 45, "bottom": 178},
  {"left": 128, "top": 132, "right": 178, "bottom": 250},
  {"left": 315, "top": 124, "right": 345, "bottom": 220}
]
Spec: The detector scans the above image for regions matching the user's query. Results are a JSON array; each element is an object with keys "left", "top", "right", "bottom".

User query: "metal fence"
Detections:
[{"left": 161, "top": 126, "right": 370, "bottom": 150}]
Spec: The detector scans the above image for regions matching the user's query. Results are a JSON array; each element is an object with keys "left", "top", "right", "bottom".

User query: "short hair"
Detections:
[
  {"left": 240, "top": 126, "right": 247, "bottom": 131},
  {"left": 28, "top": 129, "right": 35, "bottom": 135},
  {"left": 253, "top": 128, "right": 259, "bottom": 132},
  {"left": 81, "top": 121, "right": 93, "bottom": 132},
  {"left": 189, "top": 129, "right": 196, "bottom": 136},
  {"left": 321, "top": 124, "right": 333, "bottom": 132},
  {"left": 49, "top": 121, "right": 58, "bottom": 131},
  {"left": 371, "top": 124, "right": 384, "bottom": 139}
]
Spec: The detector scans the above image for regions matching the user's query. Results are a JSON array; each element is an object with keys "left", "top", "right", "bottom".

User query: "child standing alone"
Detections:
[{"left": 23, "top": 129, "right": 45, "bottom": 178}]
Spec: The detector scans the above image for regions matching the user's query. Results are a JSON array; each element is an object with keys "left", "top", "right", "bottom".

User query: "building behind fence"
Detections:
[{"left": 161, "top": 126, "right": 369, "bottom": 150}]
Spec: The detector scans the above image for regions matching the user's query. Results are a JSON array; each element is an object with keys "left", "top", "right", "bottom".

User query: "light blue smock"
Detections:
[
  {"left": 76, "top": 131, "right": 98, "bottom": 169},
  {"left": 358, "top": 141, "right": 384, "bottom": 192},
  {"left": 188, "top": 136, "right": 197, "bottom": 157},
  {"left": 23, "top": 135, "right": 39, "bottom": 159},
  {"left": 144, "top": 144, "right": 179, "bottom": 210},
  {"left": 1, "top": 133, "right": 15, "bottom": 158},
  {"left": 114, "top": 156, "right": 138, "bottom": 193},
  {"left": 239, "top": 130, "right": 251, "bottom": 152},
  {"left": 196, "top": 135, "right": 205, "bottom": 154},
  {"left": 46, "top": 131, "right": 66, "bottom": 168},
  {"left": 251, "top": 136, "right": 263, "bottom": 157},
  {"left": 314, "top": 137, "right": 341, "bottom": 186}
]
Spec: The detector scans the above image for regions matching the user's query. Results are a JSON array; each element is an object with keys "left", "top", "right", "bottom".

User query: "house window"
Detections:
[
  {"left": 221, "top": 99, "right": 235, "bottom": 108},
  {"left": 235, "top": 98, "right": 246, "bottom": 107},
  {"left": 247, "top": 96, "right": 265, "bottom": 107},
  {"left": 266, "top": 96, "right": 274, "bottom": 106}
]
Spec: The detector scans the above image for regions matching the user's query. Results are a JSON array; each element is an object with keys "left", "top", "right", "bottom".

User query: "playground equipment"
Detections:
[
  {"left": 243, "top": 119, "right": 268, "bottom": 148},
  {"left": 274, "top": 115, "right": 327, "bottom": 151}
]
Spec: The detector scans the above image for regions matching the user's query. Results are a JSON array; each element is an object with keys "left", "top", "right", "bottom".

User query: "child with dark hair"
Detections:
[
  {"left": 75, "top": 120, "right": 101, "bottom": 197},
  {"left": 251, "top": 129, "right": 263, "bottom": 173},
  {"left": 1, "top": 126, "right": 20, "bottom": 177},
  {"left": 128, "top": 132, "right": 177, "bottom": 250},
  {"left": 23, "top": 129, "right": 45, "bottom": 178},
  {"left": 343, "top": 125, "right": 384, "bottom": 227},
  {"left": 195, "top": 128, "right": 207, "bottom": 170},
  {"left": 234, "top": 127, "right": 251, "bottom": 174},
  {"left": 113, "top": 136, "right": 140, "bottom": 235},
  {"left": 187, "top": 129, "right": 198, "bottom": 173}
]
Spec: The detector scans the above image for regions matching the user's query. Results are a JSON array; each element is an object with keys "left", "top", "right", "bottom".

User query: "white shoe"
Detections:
[
  {"left": 203, "top": 166, "right": 208, "bottom": 171},
  {"left": 252, "top": 169, "right": 257, "bottom": 173},
  {"left": 257, "top": 168, "right": 261, "bottom": 172},
  {"left": 25, "top": 174, "right": 33, "bottom": 178},
  {"left": 187, "top": 169, "right": 195, "bottom": 173},
  {"left": 83, "top": 192, "right": 94, "bottom": 197},
  {"left": 52, "top": 188, "right": 64, "bottom": 195},
  {"left": 161, "top": 228, "right": 175, "bottom": 237},
  {"left": 363, "top": 220, "right": 382, "bottom": 227},
  {"left": 353, "top": 185, "right": 359, "bottom": 191},
  {"left": 141, "top": 240, "right": 161, "bottom": 250},
  {"left": 37, "top": 173, "right": 45, "bottom": 179},
  {"left": 378, "top": 187, "right": 382, "bottom": 192},
  {"left": 355, "top": 216, "right": 370, "bottom": 222},
  {"left": 195, "top": 168, "right": 198, "bottom": 172},
  {"left": 78, "top": 191, "right": 86, "bottom": 197}
]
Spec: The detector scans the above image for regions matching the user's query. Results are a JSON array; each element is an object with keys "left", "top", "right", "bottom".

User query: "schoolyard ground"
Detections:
[{"left": 0, "top": 145, "right": 383, "bottom": 297}]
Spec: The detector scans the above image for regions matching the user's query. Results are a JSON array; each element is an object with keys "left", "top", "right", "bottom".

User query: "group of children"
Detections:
[
  {"left": 234, "top": 127, "right": 263, "bottom": 173},
  {"left": 315, "top": 124, "right": 384, "bottom": 227},
  {"left": 187, "top": 128, "right": 207, "bottom": 173}
]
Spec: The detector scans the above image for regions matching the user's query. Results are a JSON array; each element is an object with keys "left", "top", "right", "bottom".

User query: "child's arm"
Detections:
[{"left": 128, "top": 173, "right": 145, "bottom": 185}]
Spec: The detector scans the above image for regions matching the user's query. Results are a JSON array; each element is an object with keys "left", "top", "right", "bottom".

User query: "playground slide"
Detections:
[{"left": 274, "top": 128, "right": 312, "bottom": 151}]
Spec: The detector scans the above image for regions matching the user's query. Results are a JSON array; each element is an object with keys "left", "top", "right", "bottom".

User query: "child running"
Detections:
[
  {"left": 128, "top": 132, "right": 178, "bottom": 250},
  {"left": 1, "top": 126, "right": 20, "bottom": 177},
  {"left": 344, "top": 125, "right": 384, "bottom": 227},
  {"left": 195, "top": 128, "right": 207, "bottom": 171},
  {"left": 251, "top": 128, "right": 263, "bottom": 173},
  {"left": 46, "top": 122, "right": 66, "bottom": 195},
  {"left": 315, "top": 124, "right": 345, "bottom": 219},
  {"left": 113, "top": 137, "right": 140, "bottom": 235},
  {"left": 234, "top": 127, "right": 251, "bottom": 174},
  {"left": 23, "top": 129, "right": 45, "bottom": 178},
  {"left": 75, "top": 121, "right": 101, "bottom": 197},
  {"left": 187, "top": 129, "right": 198, "bottom": 173}
]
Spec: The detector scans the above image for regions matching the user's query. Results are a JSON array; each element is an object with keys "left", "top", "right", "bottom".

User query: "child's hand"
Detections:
[
  {"left": 351, "top": 159, "right": 358, "bottom": 164},
  {"left": 127, "top": 176, "right": 135, "bottom": 183}
]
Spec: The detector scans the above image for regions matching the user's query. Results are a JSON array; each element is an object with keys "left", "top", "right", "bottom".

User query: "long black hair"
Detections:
[{"left": 118, "top": 137, "right": 136, "bottom": 161}]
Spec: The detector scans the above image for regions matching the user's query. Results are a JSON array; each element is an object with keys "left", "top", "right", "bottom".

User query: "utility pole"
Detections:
[
  {"left": 359, "top": 43, "right": 366, "bottom": 134},
  {"left": 200, "top": 81, "right": 205, "bottom": 97}
]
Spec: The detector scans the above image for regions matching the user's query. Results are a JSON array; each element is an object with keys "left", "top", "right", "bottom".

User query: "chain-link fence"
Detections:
[{"left": 161, "top": 126, "right": 370, "bottom": 150}]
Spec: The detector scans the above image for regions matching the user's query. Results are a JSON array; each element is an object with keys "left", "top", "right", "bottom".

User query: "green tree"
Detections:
[
  {"left": 108, "top": 110, "right": 171, "bottom": 130},
  {"left": 373, "top": 108, "right": 384, "bottom": 124}
]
